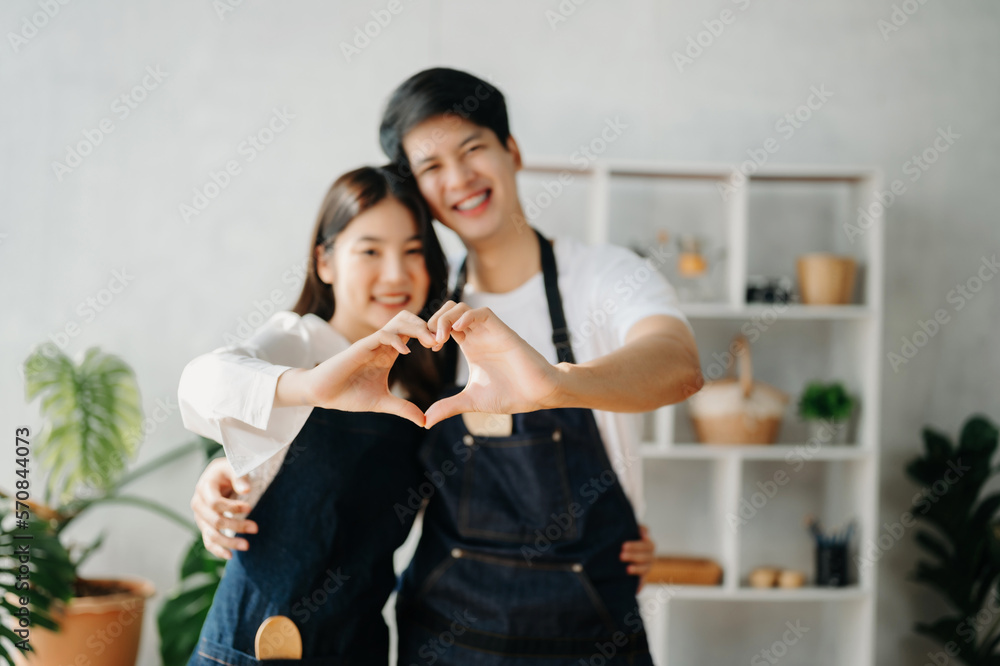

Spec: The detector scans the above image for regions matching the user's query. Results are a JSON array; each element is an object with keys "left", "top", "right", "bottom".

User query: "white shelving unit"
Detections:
[{"left": 517, "top": 159, "right": 884, "bottom": 666}]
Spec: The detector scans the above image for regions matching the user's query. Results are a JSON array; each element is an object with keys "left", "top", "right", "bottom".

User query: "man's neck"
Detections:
[{"left": 465, "top": 218, "right": 542, "bottom": 294}]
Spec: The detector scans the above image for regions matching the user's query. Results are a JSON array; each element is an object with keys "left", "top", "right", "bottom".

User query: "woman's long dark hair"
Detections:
[{"left": 292, "top": 164, "right": 448, "bottom": 409}]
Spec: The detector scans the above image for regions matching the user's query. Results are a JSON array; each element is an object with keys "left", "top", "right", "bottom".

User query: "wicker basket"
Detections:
[{"left": 688, "top": 334, "right": 789, "bottom": 445}]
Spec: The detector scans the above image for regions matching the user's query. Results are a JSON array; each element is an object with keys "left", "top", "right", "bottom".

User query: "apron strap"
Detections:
[{"left": 450, "top": 227, "right": 576, "bottom": 369}]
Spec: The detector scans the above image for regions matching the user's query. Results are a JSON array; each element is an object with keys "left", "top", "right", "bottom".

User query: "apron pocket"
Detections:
[
  {"left": 190, "top": 636, "right": 368, "bottom": 666},
  {"left": 417, "top": 547, "right": 619, "bottom": 638},
  {"left": 457, "top": 427, "right": 577, "bottom": 543}
]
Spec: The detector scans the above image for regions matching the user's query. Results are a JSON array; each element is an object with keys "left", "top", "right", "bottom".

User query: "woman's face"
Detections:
[{"left": 318, "top": 196, "right": 430, "bottom": 343}]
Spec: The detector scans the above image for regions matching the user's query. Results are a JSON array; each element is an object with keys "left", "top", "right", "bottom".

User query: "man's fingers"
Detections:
[
  {"left": 203, "top": 538, "right": 232, "bottom": 561},
  {"left": 207, "top": 494, "right": 252, "bottom": 518},
  {"left": 451, "top": 307, "right": 492, "bottom": 333},
  {"left": 376, "top": 395, "right": 426, "bottom": 428},
  {"left": 194, "top": 499, "right": 257, "bottom": 536},
  {"left": 424, "top": 391, "right": 476, "bottom": 429}
]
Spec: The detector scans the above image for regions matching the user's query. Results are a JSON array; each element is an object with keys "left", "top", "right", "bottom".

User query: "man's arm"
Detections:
[
  {"left": 424, "top": 304, "right": 702, "bottom": 427},
  {"left": 549, "top": 314, "right": 703, "bottom": 412}
]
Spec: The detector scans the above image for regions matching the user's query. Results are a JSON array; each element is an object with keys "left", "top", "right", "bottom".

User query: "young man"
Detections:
[{"left": 377, "top": 68, "right": 702, "bottom": 665}]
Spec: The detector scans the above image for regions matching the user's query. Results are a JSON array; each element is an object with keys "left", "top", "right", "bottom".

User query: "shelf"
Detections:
[
  {"left": 647, "top": 583, "right": 869, "bottom": 602},
  {"left": 678, "top": 302, "right": 872, "bottom": 320},
  {"left": 640, "top": 444, "right": 872, "bottom": 461}
]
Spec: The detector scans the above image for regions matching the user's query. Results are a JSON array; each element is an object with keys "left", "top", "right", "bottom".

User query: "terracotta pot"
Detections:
[
  {"left": 796, "top": 253, "right": 857, "bottom": 305},
  {"left": 8, "top": 577, "right": 155, "bottom": 666}
]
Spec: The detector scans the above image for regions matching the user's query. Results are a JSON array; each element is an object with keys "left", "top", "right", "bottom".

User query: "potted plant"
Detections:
[
  {"left": 907, "top": 414, "right": 1000, "bottom": 665},
  {"left": 0, "top": 346, "right": 224, "bottom": 666},
  {"left": 797, "top": 381, "right": 856, "bottom": 444}
]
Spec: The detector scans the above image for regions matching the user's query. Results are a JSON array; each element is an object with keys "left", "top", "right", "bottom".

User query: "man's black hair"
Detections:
[{"left": 379, "top": 68, "right": 510, "bottom": 169}]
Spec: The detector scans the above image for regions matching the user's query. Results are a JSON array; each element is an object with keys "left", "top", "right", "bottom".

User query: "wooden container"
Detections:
[
  {"left": 688, "top": 335, "right": 789, "bottom": 445},
  {"left": 646, "top": 557, "right": 723, "bottom": 586},
  {"left": 797, "top": 253, "right": 857, "bottom": 305}
]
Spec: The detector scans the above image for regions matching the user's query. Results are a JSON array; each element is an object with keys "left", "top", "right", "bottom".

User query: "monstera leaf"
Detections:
[{"left": 23, "top": 346, "right": 144, "bottom": 505}]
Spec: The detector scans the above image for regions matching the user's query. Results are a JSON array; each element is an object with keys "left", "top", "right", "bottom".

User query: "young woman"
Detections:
[{"left": 179, "top": 164, "right": 449, "bottom": 665}]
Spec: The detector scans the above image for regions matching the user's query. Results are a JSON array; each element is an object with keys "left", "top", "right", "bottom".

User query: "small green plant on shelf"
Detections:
[
  {"left": 907, "top": 414, "right": 1000, "bottom": 665},
  {"left": 0, "top": 346, "right": 225, "bottom": 666},
  {"left": 798, "top": 381, "right": 855, "bottom": 444},
  {"left": 798, "top": 381, "right": 854, "bottom": 422}
]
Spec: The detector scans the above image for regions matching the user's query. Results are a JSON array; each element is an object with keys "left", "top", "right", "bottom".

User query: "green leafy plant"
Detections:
[
  {"left": 798, "top": 381, "right": 855, "bottom": 422},
  {"left": 907, "top": 414, "right": 1000, "bottom": 665},
  {"left": 0, "top": 346, "right": 225, "bottom": 666}
]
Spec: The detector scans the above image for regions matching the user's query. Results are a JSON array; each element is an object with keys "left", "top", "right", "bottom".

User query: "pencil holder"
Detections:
[{"left": 815, "top": 541, "right": 849, "bottom": 587}]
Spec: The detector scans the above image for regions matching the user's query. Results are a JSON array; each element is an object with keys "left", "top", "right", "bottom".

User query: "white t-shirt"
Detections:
[
  {"left": 177, "top": 311, "right": 350, "bottom": 506},
  {"left": 454, "top": 236, "right": 692, "bottom": 518}
]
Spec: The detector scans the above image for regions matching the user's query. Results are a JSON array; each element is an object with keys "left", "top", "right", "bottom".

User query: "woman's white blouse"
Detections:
[{"left": 178, "top": 311, "right": 350, "bottom": 499}]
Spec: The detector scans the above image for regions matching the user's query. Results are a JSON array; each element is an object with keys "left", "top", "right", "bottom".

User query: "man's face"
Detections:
[{"left": 402, "top": 114, "right": 522, "bottom": 246}]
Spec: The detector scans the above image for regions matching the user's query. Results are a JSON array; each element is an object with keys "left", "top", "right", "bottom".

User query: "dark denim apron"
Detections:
[
  {"left": 396, "top": 230, "right": 653, "bottom": 665},
  {"left": 189, "top": 408, "right": 424, "bottom": 666}
]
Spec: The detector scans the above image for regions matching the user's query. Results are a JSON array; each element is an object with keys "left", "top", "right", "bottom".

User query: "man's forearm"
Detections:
[{"left": 549, "top": 328, "right": 703, "bottom": 413}]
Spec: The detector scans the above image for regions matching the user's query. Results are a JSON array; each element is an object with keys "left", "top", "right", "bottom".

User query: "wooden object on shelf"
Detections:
[
  {"left": 687, "top": 334, "right": 789, "bottom": 444},
  {"left": 646, "top": 557, "right": 723, "bottom": 586},
  {"left": 748, "top": 567, "right": 780, "bottom": 588},
  {"left": 797, "top": 253, "right": 857, "bottom": 305},
  {"left": 778, "top": 570, "right": 807, "bottom": 588}
]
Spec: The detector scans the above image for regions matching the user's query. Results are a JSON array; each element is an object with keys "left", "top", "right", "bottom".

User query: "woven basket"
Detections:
[{"left": 688, "top": 334, "right": 789, "bottom": 445}]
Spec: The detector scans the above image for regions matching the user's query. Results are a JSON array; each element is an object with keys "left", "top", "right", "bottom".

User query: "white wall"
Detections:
[{"left": 1, "top": 1, "right": 998, "bottom": 664}]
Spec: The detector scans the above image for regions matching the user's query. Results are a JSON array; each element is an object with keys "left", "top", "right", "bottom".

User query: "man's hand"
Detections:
[
  {"left": 621, "top": 524, "right": 656, "bottom": 592},
  {"left": 282, "top": 310, "right": 439, "bottom": 427},
  {"left": 423, "top": 302, "right": 561, "bottom": 428},
  {"left": 190, "top": 457, "right": 258, "bottom": 560}
]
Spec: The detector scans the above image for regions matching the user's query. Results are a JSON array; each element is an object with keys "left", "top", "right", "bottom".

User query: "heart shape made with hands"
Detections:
[{"left": 318, "top": 301, "right": 562, "bottom": 430}]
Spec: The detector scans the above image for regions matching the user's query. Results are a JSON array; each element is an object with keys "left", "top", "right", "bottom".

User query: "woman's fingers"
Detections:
[
  {"left": 434, "top": 303, "right": 471, "bottom": 344},
  {"left": 427, "top": 300, "right": 459, "bottom": 332},
  {"left": 383, "top": 312, "right": 438, "bottom": 349}
]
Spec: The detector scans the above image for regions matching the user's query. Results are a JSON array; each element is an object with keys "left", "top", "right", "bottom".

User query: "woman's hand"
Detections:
[
  {"left": 422, "top": 302, "right": 562, "bottom": 428},
  {"left": 282, "top": 311, "right": 439, "bottom": 427},
  {"left": 190, "top": 457, "right": 258, "bottom": 560},
  {"left": 621, "top": 525, "right": 656, "bottom": 592}
]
